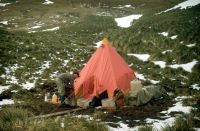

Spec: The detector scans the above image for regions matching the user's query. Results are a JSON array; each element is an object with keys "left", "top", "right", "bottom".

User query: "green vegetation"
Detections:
[
  {"left": 0, "top": 107, "right": 108, "bottom": 131},
  {"left": 0, "top": 0, "right": 200, "bottom": 130},
  {"left": 0, "top": 107, "right": 33, "bottom": 131},
  {"left": 0, "top": 0, "right": 199, "bottom": 88},
  {"left": 171, "top": 116, "right": 194, "bottom": 131}
]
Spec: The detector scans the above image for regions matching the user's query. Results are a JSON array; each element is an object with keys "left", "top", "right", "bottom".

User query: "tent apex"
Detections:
[{"left": 102, "top": 38, "right": 111, "bottom": 46}]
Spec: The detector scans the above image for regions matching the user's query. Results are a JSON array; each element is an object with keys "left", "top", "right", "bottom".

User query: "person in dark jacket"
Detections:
[{"left": 56, "top": 71, "right": 79, "bottom": 107}]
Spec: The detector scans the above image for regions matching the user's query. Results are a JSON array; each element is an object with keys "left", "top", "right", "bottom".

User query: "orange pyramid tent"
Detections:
[{"left": 74, "top": 38, "right": 136, "bottom": 99}]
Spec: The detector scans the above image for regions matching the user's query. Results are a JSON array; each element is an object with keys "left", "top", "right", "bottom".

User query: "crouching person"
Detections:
[{"left": 55, "top": 71, "right": 79, "bottom": 107}]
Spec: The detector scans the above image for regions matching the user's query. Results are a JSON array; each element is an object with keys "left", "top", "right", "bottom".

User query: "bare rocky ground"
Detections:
[{"left": 74, "top": 98, "right": 174, "bottom": 128}]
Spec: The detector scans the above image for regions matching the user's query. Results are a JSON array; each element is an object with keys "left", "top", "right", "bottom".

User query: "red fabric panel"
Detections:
[{"left": 74, "top": 39, "right": 136, "bottom": 99}]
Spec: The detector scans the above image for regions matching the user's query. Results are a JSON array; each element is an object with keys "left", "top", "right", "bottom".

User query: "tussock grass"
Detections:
[
  {"left": 0, "top": 107, "right": 33, "bottom": 131},
  {"left": 0, "top": 107, "right": 108, "bottom": 131},
  {"left": 0, "top": 0, "right": 200, "bottom": 128},
  {"left": 1, "top": 0, "right": 200, "bottom": 89},
  {"left": 172, "top": 116, "right": 194, "bottom": 131}
]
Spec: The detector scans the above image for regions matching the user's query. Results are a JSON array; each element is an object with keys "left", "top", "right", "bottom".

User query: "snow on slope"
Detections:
[
  {"left": 94, "top": 41, "right": 103, "bottom": 48},
  {"left": 158, "top": 32, "right": 168, "bottom": 37},
  {"left": 127, "top": 54, "right": 150, "bottom": 62},
  {"left": 186, "top": 43, "right": 196, "bottom": 47},
  {"left": 153, "top": 61, "right": 166, "bottom": 68},
  {"left": 169, "top": 59, "right": 198, "bottom": 72},
  {"left": 0, "top": 85, "right": 9, "bottom": 94},
  {"left": 190, "top": 84, "right": 200, "bottom": 90},
  {"left": 129, "top": 53, "right": 197, "bottom": 72},
  {"left": 43, "top": 0, "right": 54, "bottom": 5},
  {"left": 0, "top": 2, "right": 11, "bottom": 7},
  {"left": 0, "top": 21, "right": 8, "bottom": 25},
  {"left": 152, "top": 60, "right": 197, "bottom": 72},
  {"left": 157, "top": 0, "right": 200, "bottom": 14},
  {"left": 158, "top": 32, "right": 178, "bottom": 40},
  {"left": 115, "top": 14, "right": 142, "bottom": 28},
  {"left": 0, "top": 99, "right": 14, "bottom": 106},
  {"left": 42, "top": 27, "right": 59, "bottom": 31}
]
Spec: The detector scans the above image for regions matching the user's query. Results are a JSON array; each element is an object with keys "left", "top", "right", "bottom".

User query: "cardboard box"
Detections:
[
  {"left": 101, "top": 98, "right": 116, "bottom": 109},
  {"left": 77, "top": 98, "right": 91, "bottom": 108}
]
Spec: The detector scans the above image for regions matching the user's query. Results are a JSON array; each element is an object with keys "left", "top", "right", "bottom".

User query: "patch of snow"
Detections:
[
  {"left": 0, "top": 85, "right": 9, "bottom": 94},
  {"left": 129, "top": 63, "right": 133, "bottom": 67},
  {"left": 9, "top": 76, "right": 18, "bottom": 84},
  {"left": 63, "top": 60, "right": 69, "bottom": 66},
  {"left": 194, "top": 128, "right": 200, "bottom": 131},
  {"left": 162, "top": 50, "right": 172, "bottom": 54},
  {"left": 94, "top": 41, "right": 102, "bottom": 48},
  {"left": 186, "top": 43, "right": 196, "bottom": 47},
  {"left": 158, "top": 32, "right": 168, "bottom": 37},
  {"left": 170, "top": 35, "right": 178, "bottom": 39},
  {"left": 124, "top": 5, "right": 132, "bottom": 8},
  {"left": 36, "top": 61, "right": 51, "bottom": 75},
  {"left": 175, "top": 96, "right": 192, "bottom": 101},
  {"left": 0, "top": 99, "right": 14, "bottom": 106},
  {"left": 143, "top": 96, "right": 193, "bottom": 130},
  {"left": 160, "top": 110, "right": 168, "bottom": 114},
  {"left": 108, "top": 95, "right": 194, "bottom": 131},
  {"left": 70, "top": 21, "right": 77, "bottom": 24},
  {"left": 160, "top": 96, "right": 193, "bottom": 115},
  {"left": 168, "top": 92, "right": 175, "bottom": 97},
  {"left": 0, "top": 21, "right": 8, "bottom": 25},
  {"left": 127, "top": 54, "right": 150, "bottom": 62},
  {"left": 113, "top": 116, "right": 121, "bottom": 119},
  {"left": 43, "top": 0, "right": 54, "bottom": 5},
  {"left": 113, "top": 5, "right": 134, "bottom": 9},
  {"left": 0, "top": 2, "right": 11, "bottom": 7},
  {"left": 118, "top": 122, "right": 131, "bottom": 130},
  {"left": 145, "top": 118, "right": 159, "bottom": 124},
  {"left": 190, "top": 84, "right": 200, "bottom": 90},
  {"left": 75, "top": 115, "right": 93, "bottom": 120},
  {"left": 61, "top": 121, "right": 64, "bottom": 128},
  {"left": 11, "top": 90, "right": 17, "bottom": 93},
  {"left": 158, "top": 0, "right": 200, "bottom": 14},
  {"left": 43, "top": 61, "right": 50, "bottom": 68},
  {"left": 153, "top": 61, "right": 166, "bottom": 68},
  {"left": 113, "top": 6, "right": 125, "bottom": 9},
  {"left": 96, "top": 12, "right": 112, "bottom": 16},
  {"left": 167, "top": 101, "right": 193, "bottom": 114},
  {"left": 115, "top": 14, "right": 142, "bottom": 28},
  {"left": 145, "top": 117, "right": 176, "bottom": 131},
  {"left": 169, "top": 59, "right": 198, "bottom": 72},
  {"left": 149, "top": 79, "right": 160, "bottom": 84},
  {"left": 21, "top": 81, "right": 35, "bottom": 90},
  {"left": 28, "top": 31, "right": 37, "bottom": 33},
  {"left": 135, "top": 72, "right": 146, "bottom": 80},
  {"left": 28, "top": 25, "right": 42, "bottom": 29},
  {"left": 108, "top": 122, "right": 135, "bottom": 131},
  {"left": 1, "top": 64, "right": 20, "bottom": 84},
  {"left": 42, "top": 27, "right": 59, "bottom": 31}
]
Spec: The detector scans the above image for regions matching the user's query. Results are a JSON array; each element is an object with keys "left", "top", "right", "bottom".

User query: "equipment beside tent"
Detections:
[
  {"left": 126, "top": 80, "right": 168, "bottom": 106},
  {"left": 74, "top": 38, "right": 136, "bottom": 99},
  {"left": 135, "top": 86, "right": 168, "bottom": 106}
]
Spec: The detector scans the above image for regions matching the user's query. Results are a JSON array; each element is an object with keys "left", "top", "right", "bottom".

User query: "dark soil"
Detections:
[
  {"left": 74, "top": 98, "right": 174, "bottom": 127},
  {"left": 0, "top": 89, "right": 13, "bottom": 100}
]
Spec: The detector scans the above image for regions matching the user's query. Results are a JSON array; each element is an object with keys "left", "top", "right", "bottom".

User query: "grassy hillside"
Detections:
[
  {"left": 1, "top": 0, "right": 200, "bottom": 130},
  {"left": 1, "top": 0, "right": 199, "bottom": 89}
]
